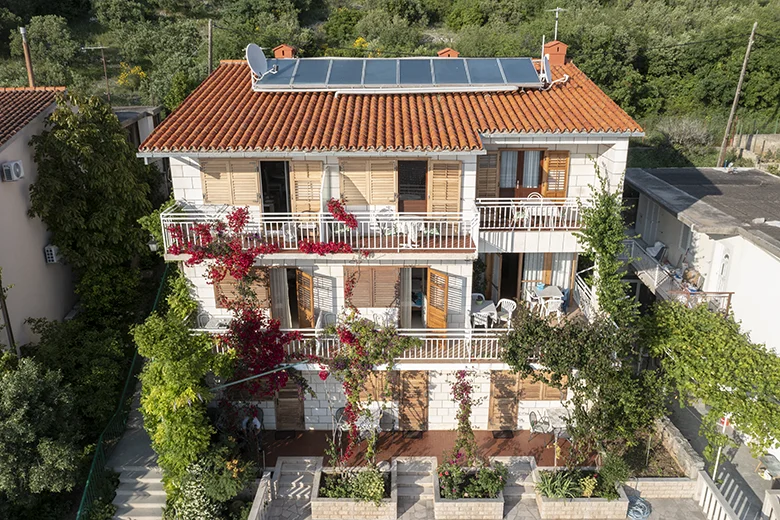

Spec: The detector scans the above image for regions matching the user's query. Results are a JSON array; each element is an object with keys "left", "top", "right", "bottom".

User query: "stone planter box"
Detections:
[
  {"left": 432, "top": 466, "right": 504, "bottom": 520},
  {"left": 624, "top": 476, "right": 698, "bottom": 499},
  {"left": 310, "top": 461, "right": 397, "bottom": 520},
  {"left": 533, "top": 469, "right": 629, "bottom": 520}
]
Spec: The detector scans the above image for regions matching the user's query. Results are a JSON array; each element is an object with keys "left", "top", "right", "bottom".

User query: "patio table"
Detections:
[
  {"left": 471, "top": 296, "right": 497, "bottom": 325},
  {"left": 536, "top": 285, "right": 563, "bottom": 300}
]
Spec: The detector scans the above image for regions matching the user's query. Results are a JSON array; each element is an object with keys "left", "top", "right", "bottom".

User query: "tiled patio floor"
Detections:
[{"left": 261, "top": 429, "right": 589, "bottom": 468}]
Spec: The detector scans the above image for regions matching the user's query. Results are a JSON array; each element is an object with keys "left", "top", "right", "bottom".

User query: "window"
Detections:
[
  {"left": 522, "top": 150, "right": 541, "bottom": 188},
  {"left": 344, "top": 267, "right": 400, "bottom": 308},
  {"left": 499, "top": 150, "right": 543, "bottom": 190},
  {"left": 680, "top": 223, "right": 692, "bottom": 250},
  {"left": 499, "top": 151, "right": 518, "bottom": 188}
]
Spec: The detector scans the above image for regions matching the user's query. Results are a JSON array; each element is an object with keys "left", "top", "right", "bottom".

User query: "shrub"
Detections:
[
  {"left": 579, "top": 475, "right": 598, "bottom": 498},
  {"left": 656, "top": 116, "right": 712, "bottom": 149},
  {"left": 321, "top": 467, "right": 387, "bottom": 505},
  {"left": 598, "top": 453, "right": 629, "bottom": 500},
  {"left": 535, "top": 470, "right": 580, "bottom": 499},
  {"left": 464, "top": 462, "right": 508, "bottom": 499}
]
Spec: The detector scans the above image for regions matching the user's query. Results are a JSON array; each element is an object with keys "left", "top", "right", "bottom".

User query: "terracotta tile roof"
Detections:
[
  {"left": 140, "top": 61, "right": 642, "bottom": 153},
  {"left": 0, "top": 87, "right": 64, "bottom": 148}
]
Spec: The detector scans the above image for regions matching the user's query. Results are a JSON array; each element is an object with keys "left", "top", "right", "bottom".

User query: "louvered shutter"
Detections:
[
  {"left": 230, "top": 160, "right": 260, "bottom": 206},
  {"left": 476, "top": 153, "right": 499, "bottom": 198},
  {"left": 428, "top": 161, "right": 462, "bottom": 213},
  {"left": 426, "top": 269, "right": 448, "bottom": 329},
  {"left": 542, "top": 151, "right": 569, "bottom": 198},
  {"left": 399, "top": 371, "right": 428, "bottom": 431},
  {"left": 345, "top": 267, "right": 373, "bottom": 308},
  {"left": 372, "top": 267, "right": 400, "bottom": 308},
  {"left": 359, "top": 371, "right": 390, "bottom": 401},
  {"left": 215, "top": 273, "right": 241, "bottom": 308},
  {"left": 201, "top": 160, "right": 232, "bottom": 204},
  {"left": 541, "top": 375, "right": 568, "bottom": 401},
  {"left": 368, "top": 160, "right": 397, "bottom": 207},
  {"left": 250, "top": 269, "right": 271, "bottom": 308},
  {"left": 215, "top": 269, "right": 270, "bottom": 308},
  {"left": 340, "top": 160, "right": 369, "bottom": 206},
  {"left": 489, "top": 371, "right": 519, "bottom": 430},
  {"left": 296, "top": 270, "right": 315, "bottom": 328},
  {"left": 520, "top": 376, "right": 543, "bottom": 400},
  {"left": 290, "top": 161, "right": 323, "bottom": 213}
]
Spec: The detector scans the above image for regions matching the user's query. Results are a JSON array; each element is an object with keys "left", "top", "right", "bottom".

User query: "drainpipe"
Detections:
[{"left": 19, "top": 27, "right": 35, "bottom": 88}]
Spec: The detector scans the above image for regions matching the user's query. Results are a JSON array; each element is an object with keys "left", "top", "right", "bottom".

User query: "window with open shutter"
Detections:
[
  {"left": 230, "top": 160, "right": 260, "bottom": 205},
  {"left": 344, "top": 267, "right": 399, "bottom": 307},
  {"left": 368, "top": 160, "right": 397, "bottom": 206},
  {"left": 340, "top": 159, "right": 369, "bottom": 206},
  {"left": 542, "top": 151, "right": 569, "bottom": 198},
  {"left": 428, "top": 161, "right": 461, "bottom": 213},
  {"left": 426, "top": 269, "right": 449, "bottom": 329},
  {"left": 289, "top": 161, "right": 322, "bottom": 213},
  {"left": 201, "top": 160, "right": 232, "bottom": 204},
  {"left": 214, "top": 268, "right": 270, "bottom": 308},
  {"left": 476, "top": 153, "right": 499, "bottom": 199}
]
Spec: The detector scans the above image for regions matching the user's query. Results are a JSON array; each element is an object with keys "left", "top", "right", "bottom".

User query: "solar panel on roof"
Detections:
[
  {"left": 260, "top": 59, "right": 295, "bottom": 85},
  {"left": 294, "top": 59, "right": 329, "bottom": 84},
  {"left": 363, "top": 59, "right": 397, "bottom": 85},
  {"left": 328, "top": 59, "right": 364, "bottom": 85},
  {"left": 433, "top": 59, "right": 468, "bottom": 84},
  {"left": 499, "top": 58, "right": 540, "bottom": 85},
  {"left": 465, "top": 59, "right": 504, "bottom": 84},
  {"left": 400, "top": 59, "right": 433, "bottom": 85}
]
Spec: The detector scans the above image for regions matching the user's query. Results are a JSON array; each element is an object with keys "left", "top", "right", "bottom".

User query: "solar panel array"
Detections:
[{"left": 253, "top": 57, "right": 543, "bottom": 90}]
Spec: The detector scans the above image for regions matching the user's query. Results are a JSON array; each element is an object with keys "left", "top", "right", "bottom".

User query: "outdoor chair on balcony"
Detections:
[
  {"left": 471, "top": 311, "right": 490, "bottom": 328},
  {"left": 524, "top": 287, "right": 540, "bottom": 313},
  {"left": 496, "top": 299, "right": 517, "bottom": 327},
  {"left": 529, "top": 411, "right": 553, "bottom": 440},
  {"left": 542, "top": 297, "right": 563, "bottom": 321}
]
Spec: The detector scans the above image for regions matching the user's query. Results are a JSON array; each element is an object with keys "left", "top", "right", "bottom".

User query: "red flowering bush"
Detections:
[{"left": 327, "top": 198, "right": 358, "bottom": 229}]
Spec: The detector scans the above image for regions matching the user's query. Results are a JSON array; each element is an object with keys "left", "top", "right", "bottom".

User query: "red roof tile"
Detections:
[
  {"left": 140, "top": 61, "right": 642, "bottom": 153},
  {"left": 0, "top": 87, "right": 64, "bottom": 148}
]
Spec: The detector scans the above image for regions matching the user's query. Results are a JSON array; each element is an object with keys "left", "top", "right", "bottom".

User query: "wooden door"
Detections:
[
  {"left": 289, "top": 161, "right": 322, "bottom": 213},
  {"left": 230, "top": 159, "right": 261, "bottom": 206},
  {"left": 340, "top": 159, "right": 369, "bottom": 206},
  {"left": 476, "top": 153, "right": 499, "bottom": 199},
  {"left": 426, "top": 269, "right": 448, "bottom": 329},
  {"left": 428, "top": 161, "right": 461, "bottom": 213},
  {"left": 488, "top": 371, "right": 519, "bottom": 430},
  {"left": 275, "top": 380, "right": 305, "bottom": 430},
  {"left": 513, "top": 151, "right": 544, "bottom": 198},
  {"left": 296, "top": 269, "right": 315, "bottom": 328},
  {"left": 201, "top": 159, "right": 232, "bottom": 204},
  {"left": 368, "top": 160, "right": 397, "bottom": 209},
  {"left": 541, "top": 151, "right": 569, "bottom": 198},
  {"left": 399, "top": 371, "right": 428, "bottom": 431}
]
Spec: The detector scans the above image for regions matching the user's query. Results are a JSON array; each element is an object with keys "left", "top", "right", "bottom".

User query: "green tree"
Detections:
[
  {"left": 323, "top": 7, "right": 364, "bottom": 46},
  {"left": 164, "top": 70, "right": 197, "bottom": 111},
  {"left": 445, "top": 0, "right": 486, "bottom": 31},
  {"left": 92, "top": 0, "right": 150, "bottom": 29},
  {"left": 0, "top": 358, "right": 81, "bottom": 502},
  {"left": 9, "top": 15, "right": 79, "bottom": 85},
  {"left": 0, "top": 8, "right": 21, "bottom": 55},
  {"left": 644, "top": 301, "right": 780, "bottom": 458},
  {"left": 29, "top": 94, "right": 153, "bottom": 273}
]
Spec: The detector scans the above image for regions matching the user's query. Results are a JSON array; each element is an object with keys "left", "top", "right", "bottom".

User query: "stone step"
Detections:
[
  {"left": 112, "top": 491, "right": 166, "bottom": 509},
  {"left": 396, "top": 460, "right": 434, "bottom": 475},
  {"left": 397, "top": 484, "right": 433, "bottom": 498},
  {"left": 503, "top": 484, "right": 535, "bottom": 498},
  {"left": 113, "top": 503, "right": 163, "bottom": 520},
  {"left": 398, "top": 474, "right": 432, "bottom": 487},
  {"left": 278, "top": 474, "right": 314, "bottom": 487},
  {"left": 119, "top": 469, "right": 163, "bottom": 484},
  {"left": 115, "top": 481, "right": 166, "bottom": 496},
  {"left": 275, "top": 485, "right": 312, "bottom": 500}
]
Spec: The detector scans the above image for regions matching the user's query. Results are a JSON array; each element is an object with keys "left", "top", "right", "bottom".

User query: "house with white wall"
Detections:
[
  {"left": 0, "top": 87, "right": 75, "bottom": 349},
  {"left": 138, "top": 41, "right": 642, "bottom": 433},
  {"left": 624, "top": 167, "right": 780, "bottom": 354}
]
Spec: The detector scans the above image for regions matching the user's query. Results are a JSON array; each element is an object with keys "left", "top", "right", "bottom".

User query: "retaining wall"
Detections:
[{"left": 310, "top": 462, "right": 397, "bottom": 520}]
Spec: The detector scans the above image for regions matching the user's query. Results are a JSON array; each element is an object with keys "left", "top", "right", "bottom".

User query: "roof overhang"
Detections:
[
  {"left": 137, "top": 149, "right": 486, "bottom": 159},
  {"left": 481, "top": 131, "right": 643, "bottom": 145}
]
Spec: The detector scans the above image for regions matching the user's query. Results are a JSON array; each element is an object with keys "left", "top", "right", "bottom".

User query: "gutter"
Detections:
[{"left": 137, "top": 149, "right": 486, "bottom": 159}]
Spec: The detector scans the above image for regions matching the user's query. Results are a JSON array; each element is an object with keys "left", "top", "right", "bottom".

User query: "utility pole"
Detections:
[
  {"left": 83, "top": 46, "right": 111, "bottom": 105},
  {"left": 19, "top": 27, "right": 35, "bottom": 87},
  {"left": 717, "top": 22, "right": 757, "bottom": 167},
  {"left": 546, "top": 7, "right": 567, "bottom": 41},
  {"left": 207, "top": 19, "right": 213, "bottom": 74}
]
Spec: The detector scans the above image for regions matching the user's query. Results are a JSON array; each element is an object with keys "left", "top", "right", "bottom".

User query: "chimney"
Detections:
[
  {"left": 437, "top": 47, "right": 459, "bottom": 58},
  {"left": 19, "top": 27, "right": 35, "bottom": 87},
  {"left": 273, "top": 44, "right": 296, "bottom": 59},
  {"left": 543, "top": 40, "right": 568, "bottom": 67}
]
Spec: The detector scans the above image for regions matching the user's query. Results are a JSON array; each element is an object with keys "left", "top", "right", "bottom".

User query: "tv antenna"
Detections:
[
  {"left": 546, "top": 7, "right": 567, "bottom": 41},
  {"left": 246, "top": 44, "right": 278, "bottom": 84}
]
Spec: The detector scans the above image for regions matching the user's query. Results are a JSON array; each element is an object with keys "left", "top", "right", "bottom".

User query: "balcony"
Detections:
[
  {"left": 201, "top": 326, "right": 509, "bottom": 362},
  {"left": 621, "top": 239, "right": 733, "bottom": 313},
  {"left": 160, "top": 203, "right": 478, "bottom": 257},
  {"left": 475, "top": 197, "right": 583, "bottom": 231}
]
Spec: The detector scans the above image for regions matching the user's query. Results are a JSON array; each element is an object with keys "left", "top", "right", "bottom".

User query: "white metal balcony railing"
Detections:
[
  {"left": 621, "top": 239, "right": 733, "bottom": 313},
  {"left": 201, "top": 326, "right": 510, "bottom": 362},
  {"left": 161, "top": 203, "right": 478, "bottom": 253},
  {"left": 476, "top": 197, "right": 583, "bottom": 231},
  {"left": 572, "top": 271, "right": 597, "bottom": 322}
]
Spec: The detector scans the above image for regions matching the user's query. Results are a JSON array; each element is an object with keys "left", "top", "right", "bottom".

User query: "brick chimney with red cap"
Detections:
[
  {"left": 543, "top": 40, "right": 567, "bottom": 66},
  {"left": 437, "top": 47, "right": 459, "bottom": 58},
  {"left": 273, "top": 44, "right": 296, "bottom": 59}
]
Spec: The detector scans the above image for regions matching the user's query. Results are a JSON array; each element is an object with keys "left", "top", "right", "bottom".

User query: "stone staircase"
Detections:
[
  {"left": 273, "top": 457, "right": 322, "bottom": 500},
  {"left": 396, "top": 457, "right": 436, "bottom": 500},
  {"left": 494, "top": 456, "right": 536, "bottom": 499}
]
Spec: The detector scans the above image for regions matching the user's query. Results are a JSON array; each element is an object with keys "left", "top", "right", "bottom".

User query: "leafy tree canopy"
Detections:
[
  {"left": 8, "top": 15, "right": 78, "bottom": 85},
  {"left": 28, "top": 94, "right": 153, "bottom": 273},
  {"left": 644, "top": 301, "right": 780, "bottom": 458}
]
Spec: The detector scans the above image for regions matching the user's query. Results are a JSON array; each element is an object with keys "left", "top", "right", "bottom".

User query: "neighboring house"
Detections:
[
  {"left": 139, "top": 42, "right": 642, "bottom": 432},
  {"left": 0, "top": 87, "right": 75, "bottom": 348},
  {"left": 624, "top": 167, "right": 780, "bottom": 354},
  {"left": 114, "top": 105, "right": 169, "bottom": 196}
]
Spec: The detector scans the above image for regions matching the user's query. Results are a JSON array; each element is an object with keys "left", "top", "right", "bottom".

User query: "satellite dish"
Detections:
[{"left": 246, "top": 43, "right": 268, "bottom": 76}]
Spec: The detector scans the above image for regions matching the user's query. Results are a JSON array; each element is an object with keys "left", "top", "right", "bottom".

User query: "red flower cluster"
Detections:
[
  {"left": 297, "top": 240, "right": 355, "bottom": 255},
  {"left": 327, "top": 198, "right": 358, "bottom": 229}
]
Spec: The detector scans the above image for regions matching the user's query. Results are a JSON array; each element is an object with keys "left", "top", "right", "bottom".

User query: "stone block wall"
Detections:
[
  {"left": 428, "top": 370, "right": 490, "bottom": 430},
  {"left": 535, "top": 485, "right": 629, "bottom": 520},
  {"left": 624, "top": 477, "right": 698, "bottom": 499},
  {"left": 311, "top": 462, "right": 397, "bottom": 520},
  {"left": 656, "top": 418, "right": 705, "bottom": 480},
  {"left": 432, "top": 466, "right": 504, "bottom": 520}
]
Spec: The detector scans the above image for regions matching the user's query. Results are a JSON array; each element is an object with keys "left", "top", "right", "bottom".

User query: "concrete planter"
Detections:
[
  {"left": 310, "top": 461, "right": 397, "bottom": 520},
  {"left": 432, "top": 467, "right": 505, "bottom": 520},
  {"left": 533, "top": 469, "right": 629, "bottom": 520},
  {"left": 624, "top": 476, "right": 698, "bottom": 499}
]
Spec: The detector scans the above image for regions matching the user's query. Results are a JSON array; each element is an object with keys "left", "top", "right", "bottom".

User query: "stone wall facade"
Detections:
[
  {"left": 534, "top": 485, "right": 629, "bottom": 520},
  {"left": 432, "top": 468, "right": 504, "bottom": 520},
  {"left": 656, "top": 418, "right": 705, "bottom": 480},
  {"left": 310, "top": 463, "right": 397, "bottom": 520}
]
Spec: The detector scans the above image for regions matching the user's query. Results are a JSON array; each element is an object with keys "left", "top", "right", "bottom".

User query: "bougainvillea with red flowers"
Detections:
[{"left": 327, "top": 198, "right": 358, "bottom": 229}]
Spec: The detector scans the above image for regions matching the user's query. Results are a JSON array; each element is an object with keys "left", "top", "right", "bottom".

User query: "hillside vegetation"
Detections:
[{"left": 1, "top": 0, "right": 779, "bottom": 164}]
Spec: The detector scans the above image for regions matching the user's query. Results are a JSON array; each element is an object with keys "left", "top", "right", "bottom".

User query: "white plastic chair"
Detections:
[
  {"left": 496, "top": 299, "right": 517, "bottom": 326},
  {"left": 524, "top": 286, "right": 540, "bottom": 313},
  {"left": 471, "top": 293, "right": 486, "bottom": 301},
  {"left": 471, "top": 311, "right": 489, "bottom": 328},
  {"left": 542, "top": 297, "right": 563, "bottom": 320}
]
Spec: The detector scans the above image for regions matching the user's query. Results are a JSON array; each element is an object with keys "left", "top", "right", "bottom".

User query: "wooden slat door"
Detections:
[
  {"left": 201, "top": 159, "right": 232, "bottom": 204},
  {"left": 488, "top": 371, "right": 519, "bottom": 430},
  {"left": 372, "top": 267, "right": 400, "bottom": 309},
  {"left": 214, "top": 268, "right": 271, "bottom": 308},
  {"left": 476, "top": 153, "right": 499, "bottom": 199},
  {"left": 230, "top": 159, "right": 261, "bottom": 206},
  {"left": 428, "top": 161, "right": 461, "bottom": 213},
  {"left": 426, "top": 269, "right": 448, "bottom": 329},
  {"left": 541, "top": 151, "right": 569, "bottom": 198},
  {"left": 369, "top": 160, "right": 397, "bottom": 208},
  {"left": 296, "top": 269, "right": 315, "bottom": 328},
  {"left": 289, "top": 161, "right": 323, "bottom": 213},
  {"left": 275, "top": 380, "right": 305, "bottom": 430},
  {"left": 399, "top": 371, "right": 428, "bottom": 431},
  {"left": 340, "top": 159, "right": 369, "bottom": 206}
]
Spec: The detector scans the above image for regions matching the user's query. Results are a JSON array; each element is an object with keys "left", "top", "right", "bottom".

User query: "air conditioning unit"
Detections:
[
  {"left": 44, "top": 244, "right": 61, "bottom": 264},
  {"left": 1, "top": 160, "right": 24, "bottom": 182}
]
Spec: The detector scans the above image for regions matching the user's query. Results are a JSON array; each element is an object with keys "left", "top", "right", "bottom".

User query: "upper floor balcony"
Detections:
[
  {"left": 476, "top": 197, "right": 583, "bottom": 231},
  {"left": 160, "top": 202, "right": 479, "bottom": 259}
]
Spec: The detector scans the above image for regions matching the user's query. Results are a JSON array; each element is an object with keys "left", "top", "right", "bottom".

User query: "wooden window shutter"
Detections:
[
  {"left": 345, "top": 267, "right": 372, "bottom": 308},
  {"left": 230, "top": 160, "right": 261, "bottom": 206},
  {"left": 201, "top": 159, "right": 232, "bottom": 204},
  {"left": 289, "top": 161, "right": 323, "bottom": 213},
  {"left": 340, "top": 160, "right": 369, "bottom": 206},
  {"left": 368, "top": 160, "right": 397, "bottom": 206},
  {"left": 541, "top": 375, "right": 567, "bottom": 401},
  {"left": 428, "top": 161, "right": 461, "bottom": 213},
  {"left": 359, "top": 371, "right": 390, "bottom": 401},
  {"left": 214, "top": 273, "right": 240, "bottom": 308},
  {"left": 250, "top": 270, "right": 271, "bottom": 308},
  {"left": 372, "top": 267, "right": 400, "bottom": 308},
  {"left": 542, "top": 151, "right": 569, "bottom": 198},
  {"left": 476, "top": 153, "right": 499, "bottom": 199},
  {"left": 519, "top": 376, "right": 543, "bottom": 400},
  {"left": 215, "top": 269, "right": 270, "bottom": 308}
]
